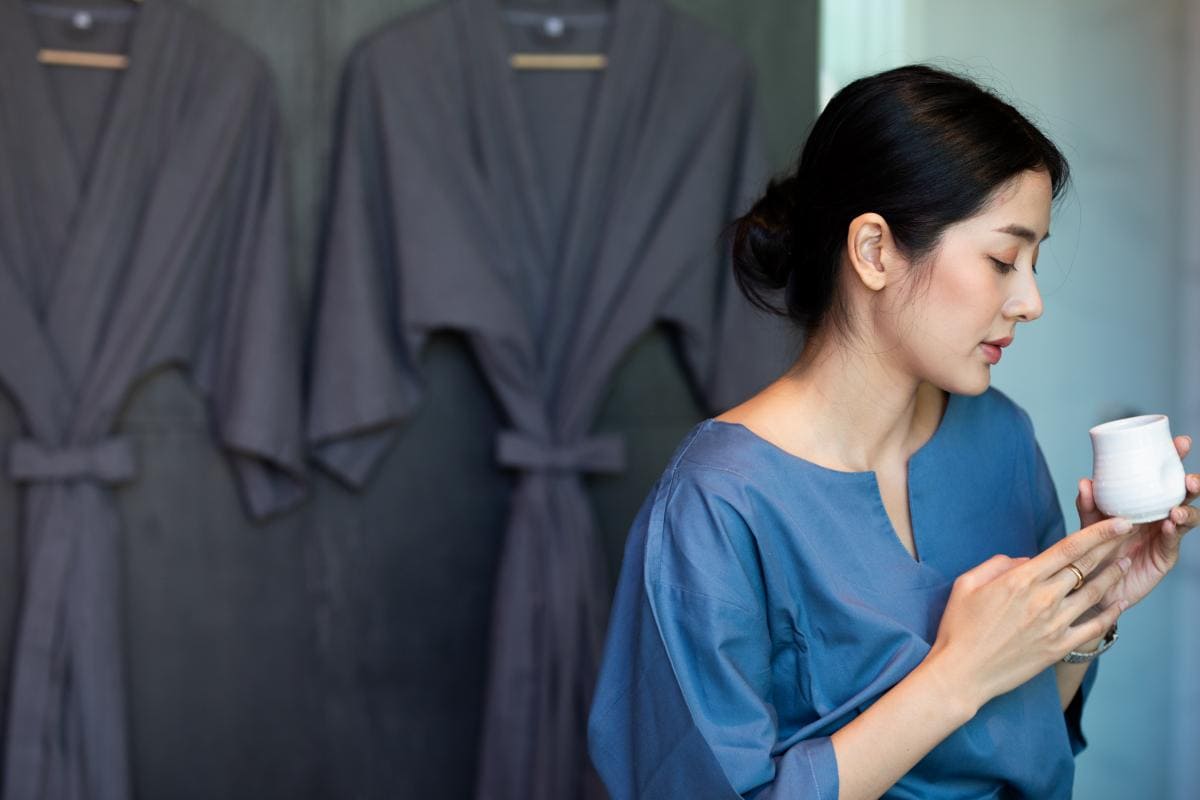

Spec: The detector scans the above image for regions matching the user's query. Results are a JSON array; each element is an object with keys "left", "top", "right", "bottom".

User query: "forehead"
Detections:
[{"left": 958, "top": 170, "right": 1053, "bottom": 240}]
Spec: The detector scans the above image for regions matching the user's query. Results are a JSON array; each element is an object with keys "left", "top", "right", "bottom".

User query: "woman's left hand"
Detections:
[{"left": 1075, "top": 434, "right": 1200, "bottom": 613}]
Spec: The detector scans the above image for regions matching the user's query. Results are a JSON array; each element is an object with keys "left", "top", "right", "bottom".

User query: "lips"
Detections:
[
  {"left": 983, "top": 336, "right": 1013, "bottom": 348},
  {"left": 980, "top": 343, "right": 1002, "bottom": 364}
]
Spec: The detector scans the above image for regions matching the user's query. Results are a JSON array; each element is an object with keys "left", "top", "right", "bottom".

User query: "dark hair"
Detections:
[{"left": 730, "top": 64, "right": 1071, "bottom": 341}]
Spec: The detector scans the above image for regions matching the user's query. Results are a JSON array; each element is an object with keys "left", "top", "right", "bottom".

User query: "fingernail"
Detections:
[
  {"left": 1114, "top": 518, "right": 1133, "bottom": 533},
  {"left": 1119, "top": 557, "right": 1132, "bottom": 572}
]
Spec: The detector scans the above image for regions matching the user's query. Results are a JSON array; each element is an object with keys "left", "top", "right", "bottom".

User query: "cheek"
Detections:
[
  {"left": 909, "top": 269, "right": 995, "bottom": 348},
  {"left": 934, "top": 264, "right": 992, "bottom": 308},
  {"left": 941, "top": 257, "right": 998, "bottom": 310}
]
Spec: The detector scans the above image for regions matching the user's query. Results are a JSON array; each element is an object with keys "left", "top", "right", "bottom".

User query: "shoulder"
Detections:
[
  {"left": 342, "top": 3, "right": 473, "bottom": 112},
  {"left": 650, "top": 422, "right": 761, "bottom": 527},
  {"left": 353, "top": 1, "right": 453, "bottom": 61},
  {"left": 164, "top": 2, "right": 274, "bottom": 86},
  {"left": 962, "top": 384, "right": 1029, "bottom": 424},
  {"left": 660, "top": 5, "right": 759, "bottom": 110},
  {"left": 653, "top": 419, "right": 801, "bottom": 524},
  {"left": 151, "top": 3, "right": 281, "bottom": 123},
  {"left": 661, "top": 3, "right": 755, "bottom": 73},
  {"left": 953, "top": 387, "right": 1054, "bottom": 513},
  {"left": 955, "top": 385, "right": 1040, "bottom": 453},
  {"left": 636, "top": 424, "right": 770, "bottom": 612},
  {"left": 339, "top": 0, "right": 462, "bottom": 96}
]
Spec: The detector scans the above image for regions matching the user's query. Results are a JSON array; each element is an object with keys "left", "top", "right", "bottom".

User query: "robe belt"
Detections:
[
  {"left": 7, "top": 437, "right": 136, "bottom": 485},
  {"left": 495, "top": 430, "right": 626, "bottom": 474}
]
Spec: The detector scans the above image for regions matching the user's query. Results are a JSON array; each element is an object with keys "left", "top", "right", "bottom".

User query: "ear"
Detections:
[{"left": 846, "top": 212, "right": 895, "bottom": 292}]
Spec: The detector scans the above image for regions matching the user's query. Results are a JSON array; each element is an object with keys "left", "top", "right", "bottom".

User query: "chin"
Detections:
[
  {"left": 935, "top": 364, "right": 991, "bottom": 397},
  {"left": 964, "top": 364, "right": 993, "bottom": 395}
]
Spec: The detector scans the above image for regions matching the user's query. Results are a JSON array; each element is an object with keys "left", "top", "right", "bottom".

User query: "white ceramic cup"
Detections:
[{"left": 1089, "top": 414, "right": 1186, "bottom": 523}]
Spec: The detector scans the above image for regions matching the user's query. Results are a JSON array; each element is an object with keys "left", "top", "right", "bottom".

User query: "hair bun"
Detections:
[{"left": 730, "top": 174, "right": 801, "bottom": 313}]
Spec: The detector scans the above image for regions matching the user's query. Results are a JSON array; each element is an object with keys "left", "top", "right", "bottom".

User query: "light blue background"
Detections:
[{"left": 821, "top": 2, "right": 1197, "bottom": 797}]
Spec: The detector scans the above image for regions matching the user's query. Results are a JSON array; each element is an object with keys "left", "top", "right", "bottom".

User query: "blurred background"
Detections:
[{"left": 0, "top": 1, "right": 1195, "bottom": 798}]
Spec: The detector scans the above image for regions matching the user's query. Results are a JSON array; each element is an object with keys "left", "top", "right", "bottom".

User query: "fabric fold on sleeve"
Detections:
[
  {"left": 657, "top": 63, "right": 796, "bottom": 416},
  {"left": 589, "top": 467, "right": 838, "bottom": 799},
  {"left": 749, "top": 738, "right": 839, "bottom": 800},
  {"left": 305, "top": 46, "right": 425, "bottom": 488},
  {"left": 192, "top": 69, "right": 306, "bottom": 520},
  {"left": 1065, "top": 658, "right": 1099, "bottom": 756}
]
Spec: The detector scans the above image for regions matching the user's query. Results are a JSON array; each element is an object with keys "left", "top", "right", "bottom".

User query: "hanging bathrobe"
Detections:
[
  {"left": 0, "top": 2, "right": 305, "bottom": 798},
  {"left": 306, "top": 1, "right": 793, "bottom": 798}
]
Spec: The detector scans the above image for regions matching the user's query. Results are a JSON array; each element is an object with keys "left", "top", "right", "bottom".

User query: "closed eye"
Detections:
[{"left": 990, "top": 257, "right": 1038, "bottom": 276}]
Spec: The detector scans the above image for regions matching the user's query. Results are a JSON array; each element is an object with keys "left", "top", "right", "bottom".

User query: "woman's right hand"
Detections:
[{"left": 926, "top": 516, "right": 1134, "bottom": 713}]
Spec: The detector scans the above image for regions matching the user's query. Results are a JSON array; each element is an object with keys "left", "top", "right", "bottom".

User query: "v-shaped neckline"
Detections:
[
  {"left": 463, "top": 0, "right": 663, "bottom": 379},
  {"left": 709, "top": 390, "right": 960, "bottom": 567},
  {"left": 9, "top": 0, "right": 152, "bottom": 317},
  {"left": 472, "top": 0, "right": 620, "bottom": 270},
  {"left": 0, "top": 0, "right": 165, "bottom": 403},
  {"left": 709, "top": 390, "right": 958, "bottom": 480}
]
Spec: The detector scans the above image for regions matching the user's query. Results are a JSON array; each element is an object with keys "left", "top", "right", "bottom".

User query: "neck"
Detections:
[{"left": 765, "top": 330, "right": 944, "bottom": 473}]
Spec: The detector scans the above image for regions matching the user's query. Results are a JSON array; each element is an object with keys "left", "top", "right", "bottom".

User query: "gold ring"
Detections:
[{"left": 1065, "top": 563, "right": 1085, "bottom": 592}]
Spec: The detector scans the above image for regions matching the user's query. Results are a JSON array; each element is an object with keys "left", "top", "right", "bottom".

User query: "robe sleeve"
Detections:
[
  {"left": 1020, "top": 406, "right": 1099, "bottom": 756},
  {"left": 305, "top": 46, "right": 424, "bottom": 488},
  {"left": 192, "top": 68, "right": 306, "bottom": 521},
  {"left": 658, "top": 63, "right": 798, "bottom": 416},
  {"left": 589, "top": 468, "right": 838, "bottom": 799}
]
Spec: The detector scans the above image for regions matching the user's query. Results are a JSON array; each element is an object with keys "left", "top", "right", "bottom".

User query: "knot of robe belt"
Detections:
[
  {"left": 7, "top": 437, "right": 136, "bottom": 485},
  {"left": 495, "top": 430, "right": 626, "bottom": 474}
]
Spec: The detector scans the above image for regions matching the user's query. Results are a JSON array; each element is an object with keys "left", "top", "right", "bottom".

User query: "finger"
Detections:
[
  {"left": 1077, "top": 477, "right": 1097, "bottom": 513},
  {"left": 960, "top": 554, "right": 1024, "bottom": 587},
  {"left": 1075, "top": 477, "right": 1105, "bottom": 527},
  {"left": 1032, "top": 516, "right": 1134, "bottom": 581},
  {"left": 1183, "top": 473, "right": 1200, "bottom": 506},
  {"left": 1060, "top": 557, "right": 1130, "bottom": 621},
  {"left": 1161, "top": 518, "right": 1185, "bottom": 558},
  {"left": 1176, "top": 434, "right": 1192, "bottom": 459},
  {"left": 1064, "top": 595, "right": 1124, "bottom": 655},
  {"left": 1047, "top": 543, "right": 1116, "bottom": 596},
  {"left": 1163, "top": 472, "right": 1199, "bottom": 538},
  {"left": 1169, "top": 503, "right": 1199, "bottom": 533}
]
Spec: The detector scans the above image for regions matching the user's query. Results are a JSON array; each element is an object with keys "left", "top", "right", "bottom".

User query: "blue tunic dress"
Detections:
[{"left": 587, "top": 387, "right": 1098, "bottom": 799}]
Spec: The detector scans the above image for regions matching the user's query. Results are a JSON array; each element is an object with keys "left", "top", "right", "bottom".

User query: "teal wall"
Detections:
[{"left": 822, "top": 2, "right": 1194, "bottom": 797}]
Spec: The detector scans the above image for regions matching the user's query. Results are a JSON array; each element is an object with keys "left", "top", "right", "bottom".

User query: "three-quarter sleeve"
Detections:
[
  {"left": 589, "top": 466, "right": 838, "bottom": 799},
  {"left": 192, "top": 69, "right": 306, "bottom": 520},
  {"left": 1019, "top": 406, "right": 1100, "bottom": 756},
  {"left": 657, "top": 62, "right": 796, "bottom": 416},
  {"left": 647, "top": 583, "right": 840, "bottom": 799},
  {"left": 305, "top": 46, "right": 425, "bottom": 488}
]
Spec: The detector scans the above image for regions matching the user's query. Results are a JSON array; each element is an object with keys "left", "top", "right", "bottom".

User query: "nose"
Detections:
[{"left": 1003, "top": 271, "right": 1043, "bottom": 323}]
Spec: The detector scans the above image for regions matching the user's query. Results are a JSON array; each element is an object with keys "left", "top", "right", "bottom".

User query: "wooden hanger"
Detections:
[
  {"left": 504, "top": 7, "right": 608, "bottom": 71},
  {"left": 29, "top": 0, "right": 142, "bottom": 71},
  {"left": 509, "top": 53, "right": 606, "bottom": 70}
]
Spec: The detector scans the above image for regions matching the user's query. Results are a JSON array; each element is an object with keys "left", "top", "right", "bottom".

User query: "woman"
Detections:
[{"left": 586, "top": 64, "right": 1199, "bottom": 799}]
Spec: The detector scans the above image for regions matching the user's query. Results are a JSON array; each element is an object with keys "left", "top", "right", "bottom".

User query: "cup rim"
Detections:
[{"left": 1089, "top": 414, "right": 1167, "bottom": 435}]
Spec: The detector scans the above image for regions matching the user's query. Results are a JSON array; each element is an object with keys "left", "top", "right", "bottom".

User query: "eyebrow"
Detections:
[{"left": 994, "top": 224, "right": 1051, "bottom": 243}]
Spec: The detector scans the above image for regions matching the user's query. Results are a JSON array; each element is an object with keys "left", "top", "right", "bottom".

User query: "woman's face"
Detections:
[{"left": 887, "top": 168, "right": 1052, "bottom": 395}]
